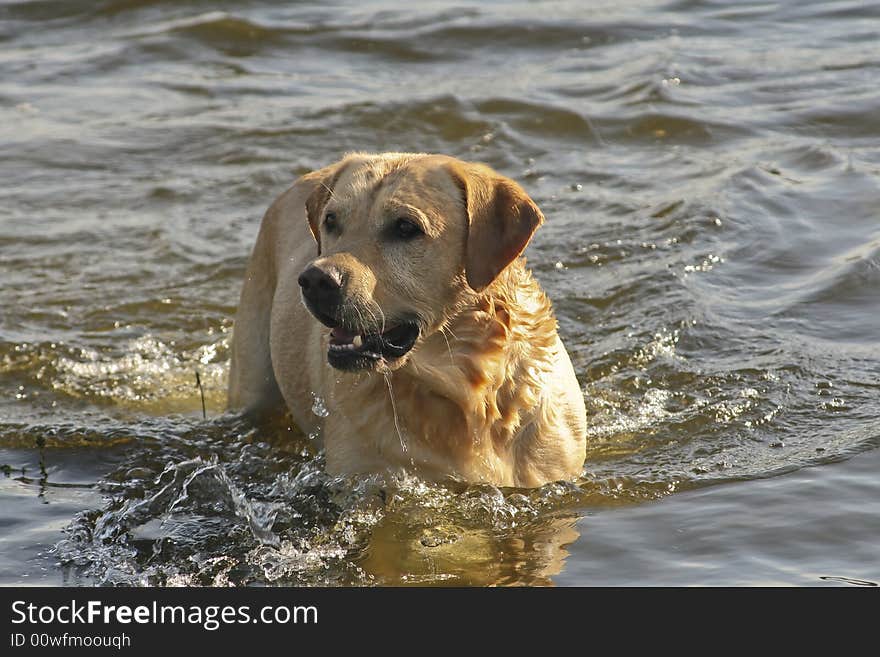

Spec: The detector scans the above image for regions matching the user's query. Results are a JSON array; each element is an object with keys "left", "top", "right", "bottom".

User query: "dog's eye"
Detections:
[
  {"left": 324, "top": 212, "right": 338, "bottom": 232},
  {"left": 394, "top": 218, "right": 422, "bottom": 240}
]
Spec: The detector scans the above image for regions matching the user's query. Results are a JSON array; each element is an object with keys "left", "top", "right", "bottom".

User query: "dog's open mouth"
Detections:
[{"left": 326, "top": 322, "right": 420, "bottom": 370}]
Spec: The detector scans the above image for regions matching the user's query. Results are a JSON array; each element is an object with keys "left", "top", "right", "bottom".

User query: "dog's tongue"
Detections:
[{"left": 329, "top": 326, "right": 356, "bottom": 345}]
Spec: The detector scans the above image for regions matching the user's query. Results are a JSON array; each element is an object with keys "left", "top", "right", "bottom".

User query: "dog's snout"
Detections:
[
  {"left": 298, "top": 265, "right": 341, "bottom": 294},
  {"left": 298, "top": 265, "right": 344, "bottom": 319}
]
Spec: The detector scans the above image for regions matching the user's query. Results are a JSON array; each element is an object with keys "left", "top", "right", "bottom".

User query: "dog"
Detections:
[{"left": 228, "top": 153, "right": 586, "bottom": 487}]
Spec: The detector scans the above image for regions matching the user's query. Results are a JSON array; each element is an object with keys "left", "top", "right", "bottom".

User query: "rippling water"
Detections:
[{"left": 1, "top": 0, "right": 878, "bottom": 586}]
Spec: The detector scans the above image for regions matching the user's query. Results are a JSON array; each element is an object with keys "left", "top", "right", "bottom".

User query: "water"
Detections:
[{"left": 1, "top": 0, "right": 879, "bottom": 586}]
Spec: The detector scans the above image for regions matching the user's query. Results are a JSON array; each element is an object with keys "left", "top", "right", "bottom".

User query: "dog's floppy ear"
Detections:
[
  {"left": 448, "top": 161, "right": 544, "bottom": 291},
  {"left": 302, "top": 160, "right": 349, "bottom": 255}
]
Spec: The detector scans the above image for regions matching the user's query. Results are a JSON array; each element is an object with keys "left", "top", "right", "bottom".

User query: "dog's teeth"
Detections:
[{"left": 352, "top": 335, "right": 363, "bottom": 348}]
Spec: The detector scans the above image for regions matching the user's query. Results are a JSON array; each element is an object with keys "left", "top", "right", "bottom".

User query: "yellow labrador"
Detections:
[{"left": 228, "top": 153, "right": 586, "bottom": 487}]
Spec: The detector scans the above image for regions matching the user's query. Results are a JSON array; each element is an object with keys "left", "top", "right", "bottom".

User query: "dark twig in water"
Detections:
[{"left": 195, "top": 370, "right": 207, "bottom": 420}]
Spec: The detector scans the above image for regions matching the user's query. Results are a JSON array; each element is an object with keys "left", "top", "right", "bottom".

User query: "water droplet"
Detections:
[{"left": 310, "top": 393, "right": 329, "bottom": 418}]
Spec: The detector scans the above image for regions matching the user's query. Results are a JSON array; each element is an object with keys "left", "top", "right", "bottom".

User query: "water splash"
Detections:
[
  {"left": 48, "top": 415, "right": 600, "bottom": 586},
  {"left": 4, "top": 335, "right": 230, "bottom": 413}
]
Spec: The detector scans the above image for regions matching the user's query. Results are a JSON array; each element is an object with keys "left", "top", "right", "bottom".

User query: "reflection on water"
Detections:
[{"left": 1, "top": 0, "right": 879, "bottom": 585}]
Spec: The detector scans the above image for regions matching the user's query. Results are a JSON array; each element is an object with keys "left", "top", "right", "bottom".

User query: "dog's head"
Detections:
[{"left": 298, "top": 153, "right": 543, "bottom": 372}]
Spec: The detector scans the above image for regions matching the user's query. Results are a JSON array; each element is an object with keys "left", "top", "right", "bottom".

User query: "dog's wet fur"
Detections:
[{"left": 229, "top": 153, "right": 586, "bottom": 487}]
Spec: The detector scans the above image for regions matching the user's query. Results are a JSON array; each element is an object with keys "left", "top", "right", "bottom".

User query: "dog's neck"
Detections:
[
  {"left": 323, "top": 260, "right": 561, "bottom": 484},
  {"left": 399, "top": 260, "right": 558, "bottom": 439}
]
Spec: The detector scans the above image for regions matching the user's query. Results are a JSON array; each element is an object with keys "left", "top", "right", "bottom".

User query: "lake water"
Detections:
[{"left": 1, "top": 0, "right": 878, "bottom": 586}]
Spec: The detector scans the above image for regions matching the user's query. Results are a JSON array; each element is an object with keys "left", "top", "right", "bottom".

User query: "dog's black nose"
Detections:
[
  {"left": 298, "top": 265, "right": 343, "bottom": 313},
  {"left": 298, "top": 265, "right": 342, "bottom": 293}
]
